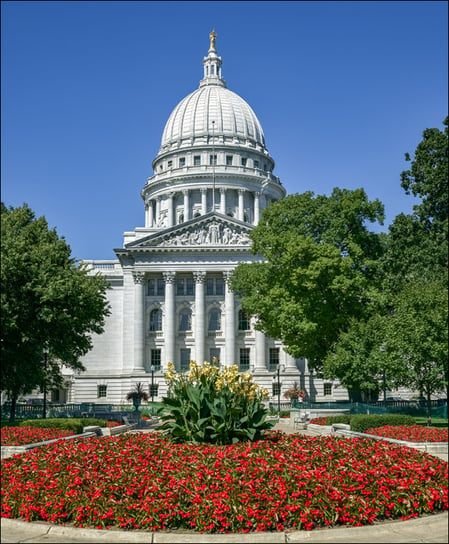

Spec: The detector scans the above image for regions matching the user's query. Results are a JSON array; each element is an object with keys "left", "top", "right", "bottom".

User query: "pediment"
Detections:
[{"left": 125, "top": 213, "right": 253, "bottom": 250}]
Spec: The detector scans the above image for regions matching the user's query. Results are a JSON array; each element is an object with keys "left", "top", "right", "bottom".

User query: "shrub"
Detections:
[
  {"left": 158, "top": 360, "right": 276, "bottom": 444},
  {"left": 350, "top": 414, "right": 415, "bottom": 433},
  {"left": 325, "top": 415, "right": 351, "bottom": 425},
  {"left": 19, "top": 418, "right": 110, "bottom": 434}
]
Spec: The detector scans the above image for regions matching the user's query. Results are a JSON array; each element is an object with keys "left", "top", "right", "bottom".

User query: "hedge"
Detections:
[
  {"left": 19, "top": 418, "right": 111, "bottom": 434},
  {"left": 324, "top": 415, "right": 351, "bottom": 425},
  {"left": 350, "top": 414, "right": 415, "bottom": 433}
]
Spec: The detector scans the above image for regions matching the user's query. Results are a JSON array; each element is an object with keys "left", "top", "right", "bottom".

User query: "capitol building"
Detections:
[{"left": 68, "top": 33, "right": 349, "bottom": 405}]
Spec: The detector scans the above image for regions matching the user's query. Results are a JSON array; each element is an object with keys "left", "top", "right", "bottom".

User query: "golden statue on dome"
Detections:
[{"left": 209, "top": 29, "right": 217, "bottom": 49}]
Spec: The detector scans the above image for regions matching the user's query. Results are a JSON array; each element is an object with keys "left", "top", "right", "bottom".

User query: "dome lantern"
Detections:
[{"left": 200, "top": 29, "right": 226, "bottom": 88}]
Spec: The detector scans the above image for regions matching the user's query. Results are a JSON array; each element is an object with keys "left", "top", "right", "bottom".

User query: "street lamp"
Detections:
[
  {"left": 42, "top": 345, "right": 49, "bottom": 419},
  {"left": 273, "top": 363, "right": 285, "bottom": 413},
  {"left": 379, "top": 343, "right": 387, "bottom": 409},
  {"left": 150, "top": 364, "right": 155, "bottom": 414}
]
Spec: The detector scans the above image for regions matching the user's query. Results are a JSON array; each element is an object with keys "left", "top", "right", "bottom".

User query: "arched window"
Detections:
[
  {"left": 149, "top": 308, "right": 162, "bottom": 331},
  {"left": 179, "top": 308, "right": 192, "bottom": 331},
  {"left": 208, "top": 308, "right": 221, "bottom": 331},
  {"left": 238, "top": 310, "right": 250, "bottom": 331}
]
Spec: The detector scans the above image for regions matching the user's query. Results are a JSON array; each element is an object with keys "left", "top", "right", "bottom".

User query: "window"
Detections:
[
  {"left": 208, "top": 308, "right": 221, "bottom": 331},
  {"left": 238, "top": 310, "right": 250, "bottom": 331},
  {"left": 206, "top": 277, "right": 224, "bottom": 296},
  {"left": 179, "top": 157, "right": 185, "bottom": 167},
  {"left": 167, "top": 160, "right": 172, "bottom": 168},
  {"left": 97, "top": 385, "right": 107, "bottom": 398},
  {"left": 194, "top": 155, "right": 201, "bottom": 166},
  {"left": 241, "top": 157, "right": 247, "bottom": 167},
  {"left": 272, "top": 382, "right": 281, "bottom": 397},
  {"left": 178, "top": 213, "right": 184, "bottom": 224},
  {"left": 226, "top": 155, "right": 233, "bottom": 166},
  {"left": 268, "top": 348, "right": 280, "bottom": 371},
  {"left": 239, "top": 348, "right": 250, "bottom": 371},
  {"left": 149, "top": 309, "right": 162, "bottom": 331},
  {"left": 254, "top": 160, "right": 259, "bottom": 169},
  {"left": 263, "top": 163, "right": 267, "bottom": 171},
  {"left": 177, "top": 277, "right": 194, "bottom": 296},
  {"left": 209, "top": 154, "right": 217, "bottom": 166},
  {"left": 150, "top": 349, "right": 161, "bottom": 371},
  {"left": 324, "top": 383, "right": 333, "bottom": 396},
  {"left": 180, "top": 349, "right": 191, "bottom": 371},
  {"left": 149, "top": 384, "right": 159, "bottom": 398},
  {"left": 179, "top": 309, "right": 192, "bottom": 331},
  {"left": 210, "top": 348, "right": 220, "bottom": 365},
  {"left": 148, "top": 278, "right": 165, "bottom": 296}
]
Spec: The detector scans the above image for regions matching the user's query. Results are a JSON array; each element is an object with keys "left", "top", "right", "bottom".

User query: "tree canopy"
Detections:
[
  {"left": 230, "top": 188, "right": 385, "bottom": 367},
  {"left": 1, "top": 203, "right": 110, "bottom": 420}
]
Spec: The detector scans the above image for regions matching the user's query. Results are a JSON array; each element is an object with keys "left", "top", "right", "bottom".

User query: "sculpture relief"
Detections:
[{"left": 156, "top": 221, "right": 250, "bottom": 247}]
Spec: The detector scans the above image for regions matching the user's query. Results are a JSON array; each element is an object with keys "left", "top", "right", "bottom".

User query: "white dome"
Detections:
[{"left": 160, "top": 85, "right": 266, "bottom": 151}]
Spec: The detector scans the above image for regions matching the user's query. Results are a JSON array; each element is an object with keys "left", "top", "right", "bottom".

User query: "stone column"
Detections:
[
  {"left": 155, "top": 197, "right": 161, "bottom": 225},
  {"left": 193, "top": 271, "right": 206, "bottom": 363},
  {"left": 220, "top": 188, "right": 226, "bottom": 215},
  {"left": 132, "top": 271, "right": 146, "bottom": 371},
  {"left": 284, "top": 349, "right": 298, "bottom": 371},
  {"left": 167, "top": 193, "right": 174, "bottom": 228},
  {"left": 223, "top": 271, "right": 235, "bottom": 367},
  {"left": 163, "top": 271, "right": 176, "bottom": 367},
  {"left": 146, "top": 200, "right": 154, "bottom": 228},
  {"left": 255, "top": 328, "right": 267, "bottom": 371},
  {"left": 201, "top": 189, "right": 207, "bottom": 215},
  {"left": 183, "top": 190, "right": 190, "bottom": 222},
  {"left": 254, "top": 192, "right": 260, "bottom": 225},
  {"left": 238, "top": 189, "right": 245, "bottom": 221}
]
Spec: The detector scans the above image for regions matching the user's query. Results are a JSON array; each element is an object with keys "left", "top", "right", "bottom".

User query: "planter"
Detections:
[{"left": 132, "top": 398, "right": 141, "bottom": 411}]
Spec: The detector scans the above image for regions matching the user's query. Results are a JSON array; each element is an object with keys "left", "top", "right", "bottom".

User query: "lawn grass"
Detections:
[{"left": 414, "top": 416, "right": 448, "bottom": 429}]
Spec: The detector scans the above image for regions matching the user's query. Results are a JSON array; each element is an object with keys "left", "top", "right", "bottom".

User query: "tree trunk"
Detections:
[
  {"left": 8, "top": 395, "right": 17, "bottom": 425},
  {"left": 426, "top": 392, "right": 432, "bottom": 427}
]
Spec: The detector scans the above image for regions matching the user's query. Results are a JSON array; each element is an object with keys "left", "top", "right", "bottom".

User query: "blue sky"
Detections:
[{"left": 1, "top": 1, "right": 447, "bottom": 260}]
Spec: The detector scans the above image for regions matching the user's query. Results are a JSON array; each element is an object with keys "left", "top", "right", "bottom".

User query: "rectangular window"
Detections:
[
  {"left": 269, "top": 348, "right": 280, "bottom": 371},
  {"left": 238, "top": 310, "right": 250, "bottom": 331},
  {"left": 206, "top": 277, "right": 223, "bottom": 296},
  {"left": 194, "top": 155, "right": 201, "bottom": 166},
  {"left": 148, "top": 278, "right": 165, "bottom": 296},
  {"left": 215, "top": 277, "right": 224, "bottom": 296},
  {"left": 226, "top": 155, "right": 233, "bottom": 166},
  {"left": 206, "top": 278, "right": 214, "bottom": 296},
  {"left": 272, "top": 382, "right": 281, "bottom": 397},
  {"left": 210, "top": 348, "right": 220, "bottom": 365},
  {"left": 176, "top": 278, "right": 185, "bottom": 296},
  {"left": 167, "top": 160, "right": 172, "bottom": 168},
  {"left": 239, "top": 348, "right": 250, "bottom": 371},
  {"left": 254, "top": 160, "right": 259, "bottom": 169},
  {"left": 180, "top": 349, "right": 191, "bottom": 371},
  {"left": 149, "top": 384, "right": 159, "bottom": 398},
  {"left": 324, "top": 383, "right": 333, "bottom": 396},
  {"left": 97, "top": 385, "right": 107, "bottom": 398},
  {"left": 241, "top": 157, "right": 247, "bottom": 167},
  {"left": 150, "top": 349, "right": 161, "bottom": 371},
  {"left": 209, "top": 154, "right": 217, "bottom": 166},
  {"left": 186, "top": 278, "right": 194, "bottom": 296},
  {"left": 179, "top": 157, "right": 185, "bottom": 167}
]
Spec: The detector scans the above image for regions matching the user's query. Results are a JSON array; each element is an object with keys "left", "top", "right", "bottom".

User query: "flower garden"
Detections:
[
  {"left": 1, "top": 430, "right": 448, "bottom": 533},
  {"left": 1, "top": 426, "right": 73, "bottom": 447}
]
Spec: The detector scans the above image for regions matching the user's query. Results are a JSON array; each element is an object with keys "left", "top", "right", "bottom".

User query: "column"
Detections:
[
  {"left": 167, "top": 193, "right": 174, "bottom": 228},
  {"left": 238, "top": 189, "right": 244, "bottom": 221},
  {"left": 254, "top": 192, "right": 260, "bottom": 225},
  {"left": 193, "top": 271, "right": 206, "bottom": 363},
  {"left": 146, "top": 200, "right": 154, "bottom": 227},
  {"left": 183, "top": 190, "right": 190, "bottom": 222},
  {"left": 220, "top": 188, "right": 226, "bottom": 215},
  {"left": 201, "top": 189, "right": 207, "bottom": 215},
  {"left": 163, "top": 272, "right": 176, "bottom": 366},
  {"left": 224, "top": 271, "right": 235, "bottom": 367},
  {"left": 255, "top": 328, "right": 267, "bottom": 371},
  {"left": 132, "top": 271, "right": 145, "bottom": 371},
  {"left": 155, "top": 197, "right": 161, "bottom": 225}
]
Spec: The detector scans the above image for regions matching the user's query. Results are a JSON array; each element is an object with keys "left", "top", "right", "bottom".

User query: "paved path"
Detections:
[{"left": 2, "top": 422, "right": 447, "bottom": 543}]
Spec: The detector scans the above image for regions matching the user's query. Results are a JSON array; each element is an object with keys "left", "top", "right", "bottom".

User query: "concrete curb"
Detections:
[{"left": 1, "top": 512, "right": 448, "bottom": 543}]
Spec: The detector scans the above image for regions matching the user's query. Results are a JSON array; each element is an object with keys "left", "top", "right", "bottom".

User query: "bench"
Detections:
[{"left": 294, "top": 412, "right": 311, "bottom": 430}]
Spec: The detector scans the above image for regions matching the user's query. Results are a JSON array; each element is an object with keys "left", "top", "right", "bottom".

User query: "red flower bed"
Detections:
[
  {"left": 1, "top": 433, "right": 447, "bottom": 533},
  {"left": 310, "top": 417, "right": 326, "bottom": 425},
  {"left": 105, "top": 421, "right": 121, "bottom": 428},
  {"left": 1, "top": 426, "right": 73, "bottom": 447},
  {"left": 366, "top": 425, "right": 448, "bottom": 443}
]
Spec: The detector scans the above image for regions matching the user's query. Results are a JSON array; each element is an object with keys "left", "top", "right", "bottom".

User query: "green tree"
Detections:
[
  {"left": 1, "top": 203, "right": 110, "bottom": 422},
  {"left": 230, "top": 188, "right": 385, "bottom": 367}
]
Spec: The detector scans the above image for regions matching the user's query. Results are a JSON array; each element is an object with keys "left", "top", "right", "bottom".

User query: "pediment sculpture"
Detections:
[{"left": 156, "top": 221, "right": 250, "bottom": 247}]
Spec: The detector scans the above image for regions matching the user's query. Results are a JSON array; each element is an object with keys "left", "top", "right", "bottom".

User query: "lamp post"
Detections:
[
  {"left": 42, "top": 345, "right": 49, "bottom": 419},
  {"left": 150, "top": 364, "right": 155, "bottom": 414},
  {"left": 380, "top": 343, "right": 387, "bottom": 409},
  {"left": 274, "top": 363, "right": 285, "bottom": 413}
]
